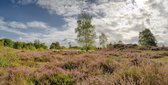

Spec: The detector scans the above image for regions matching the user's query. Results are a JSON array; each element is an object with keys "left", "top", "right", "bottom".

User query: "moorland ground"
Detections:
[{"left": 0, "top": 46, "right": 168, "bottom": 85}]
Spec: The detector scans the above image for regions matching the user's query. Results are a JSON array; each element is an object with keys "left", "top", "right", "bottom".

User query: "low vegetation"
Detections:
[{"left": 0, "top": 45, "right": 168, "bottom": 85}]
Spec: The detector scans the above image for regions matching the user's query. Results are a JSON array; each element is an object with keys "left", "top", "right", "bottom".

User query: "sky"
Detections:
[{"left": 0, "top": 0, "right": 168, "bottom": 46}]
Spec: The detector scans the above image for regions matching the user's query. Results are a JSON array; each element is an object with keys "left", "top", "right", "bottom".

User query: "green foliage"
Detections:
[
  {"left": 13, "top": 42, "right": 24, "bottom": 49},
  {"left": 75, "top": 12, "right": 96, "bottom": 51},
  {"left": 139, "top": 29, "right": 157, "bottom": 46},
  {"left": 23, "top": 42, "right": 36, "bottom": 50},
  {"left": 99, "top": 33, "right": 108, "bottom": 48},
  {"left": 34, "top": 74, "right": 75, "bottom": 85},
  {"left": 0, "top": 38, "right": 47, "bottom": 50},
  {"left": 69, "top": 46, "right": 81, "bottom": 49},
  {"left": 0, "top": 38, "right": 14, "bottom": 47},
  {"left": 50, "top": 42, "right": 61, "bottom": 50},
  {"left": 34, "top": 40, "right": 48, "bottom": 49},
  {"left": 0, "top": 40, "right": 4, "bottom": 47},
  {"left": 80, "top": 45, "right": 96, "bottom": 51}
]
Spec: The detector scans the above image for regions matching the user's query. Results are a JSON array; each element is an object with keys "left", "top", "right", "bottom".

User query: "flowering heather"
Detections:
[{"left": 0, "top": 47, "right": 168, "bottom": 85}]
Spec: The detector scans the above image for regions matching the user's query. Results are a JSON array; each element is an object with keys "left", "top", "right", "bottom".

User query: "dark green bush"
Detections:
[
  {"left": 100, "top": 63, "right": 115, "bottom": 74},
  {"left": 50, "top": 42, "right": 61, "bottom": 50},
  {"left": 62, "top": 62, "right": 78, "bottom": 70},
  {"left": 113, "top": 44, "right": 125, "bottom": 49}
]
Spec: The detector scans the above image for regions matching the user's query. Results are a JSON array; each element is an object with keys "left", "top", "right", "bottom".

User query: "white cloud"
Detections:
[
  {"left": 34, "top": 0, "right": 168, "bottom": 45},
  {"left": 26, "top": 21, "right": 49, "bottom": 30},
  {"left": 3, "top": 0, "right": 168, "bottom": 46},
  {"left": 9, "top": 21, "right": 27, "bottom": 29},
  {"left": 0, "top": 18, "right": 51, "bottom": 30}
]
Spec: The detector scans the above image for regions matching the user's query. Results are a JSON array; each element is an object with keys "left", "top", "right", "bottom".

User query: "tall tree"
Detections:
[
  {"left": 138, "top": 28, "right": 157, "bottom": 46},
  {"left": 99, "top": 33, "right": 108, "bottom": 48},
  {"left": 75, "top": 12, "right": 96, "bottom": 51}
]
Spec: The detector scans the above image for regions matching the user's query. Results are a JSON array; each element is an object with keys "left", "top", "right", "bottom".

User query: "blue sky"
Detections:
[
  {"left": 0, "top": 0, "right": 64, "bottom": 27},
  {"left": 0, "top": 0, "right": 168, "bottom": 46}
]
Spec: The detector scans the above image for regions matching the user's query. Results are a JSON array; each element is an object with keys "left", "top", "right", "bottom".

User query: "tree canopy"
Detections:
[
  {"left": 0, "top": 38, "right": 47, "bottom": 50},
  {"left": 138, "top": 28, "right": 157, "bottom": 46},
  {"left": 50, "top": 42, "right": 61, "bottom": 50},
  {"left": 75, "top": 12, "right": 96, "bottom": 51}
]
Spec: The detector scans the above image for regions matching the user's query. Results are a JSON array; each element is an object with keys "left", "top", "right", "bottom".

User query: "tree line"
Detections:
[{"left": 0, "top": 39, "right": 47, "bottom": 50}]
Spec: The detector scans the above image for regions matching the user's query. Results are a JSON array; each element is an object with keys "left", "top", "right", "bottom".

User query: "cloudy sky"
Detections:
[{"left": 0, "top": 0, "right": 168, "bottom": 46}]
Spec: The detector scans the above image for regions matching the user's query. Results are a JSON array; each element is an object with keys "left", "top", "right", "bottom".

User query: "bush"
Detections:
[
  {"left": 80, "top": 46, "right": 96, "bottom": 51},
  {"left": 0, "top": 38, "right": 15, "bottom": 48},
  {"left": 34, "top": 57, "right": 50, "bottom": 62},
  {"left": 7, "top": 71, "right": 35, "bottom": 85},
  {"left": 113, "top": 44, "right": 125, "bottom": 49},
  {"left": 13, "top": 42, "right": 24, "bottom": 49},
  {"left": 114, "top": 66, "right": 142, "bottom": 85},
  {"left": 100, "top": 63, "right": 115, "bottom": 74},
  {"left": 62, "top": 62, "right": 78, "bottom": 70},
  {"left": 34, "top": 74, "right": 75, "bottom": 85},
  {"left": 50, "top": 42, "right": 61, "bottom": 50}
]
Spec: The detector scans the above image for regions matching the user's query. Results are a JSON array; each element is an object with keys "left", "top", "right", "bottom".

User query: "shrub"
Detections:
[
  {"left": 13, "top": 42, "right": 24, "bottom": 49},
  {"left": 80, "top": 46, "right": 96, "bottom": 51},
  {"left": 62, "top": 62, "right": 78, "bottom": 70},
  {"left": 50, "top": 42, "right": 61, "bottom": 50},
  {"left": 114, "top": 66, "right": 142, "bottom": 85},
  {"left": 34, "top": 57, "right": 50, "bottom": 62},
  {"left": 0, "top": 38, "right": 14, "bottom": 47},
  {"left": 7, "top": 71, "right": 35, "bottom": 85},
  {"left": 100, "top": 63, "right": 115, "bottom": 74},
  {"left": 34, "top": 74, "right": 75, "bottom": 85},
  {"left": 113, "top": 44, "right": 125, "bottom": 49}
]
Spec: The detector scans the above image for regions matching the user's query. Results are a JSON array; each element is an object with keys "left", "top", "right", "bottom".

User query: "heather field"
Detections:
[{"left": 0, "top": 46, "right": 168, "bottom": 85}]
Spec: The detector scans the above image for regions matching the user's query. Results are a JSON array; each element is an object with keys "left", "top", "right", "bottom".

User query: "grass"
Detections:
[
  {"left": 152, "top": 56, "right": 168, "bottom": 63},
  {"left": 0, "top": 46, "right": 168, "bottom": 85}
]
